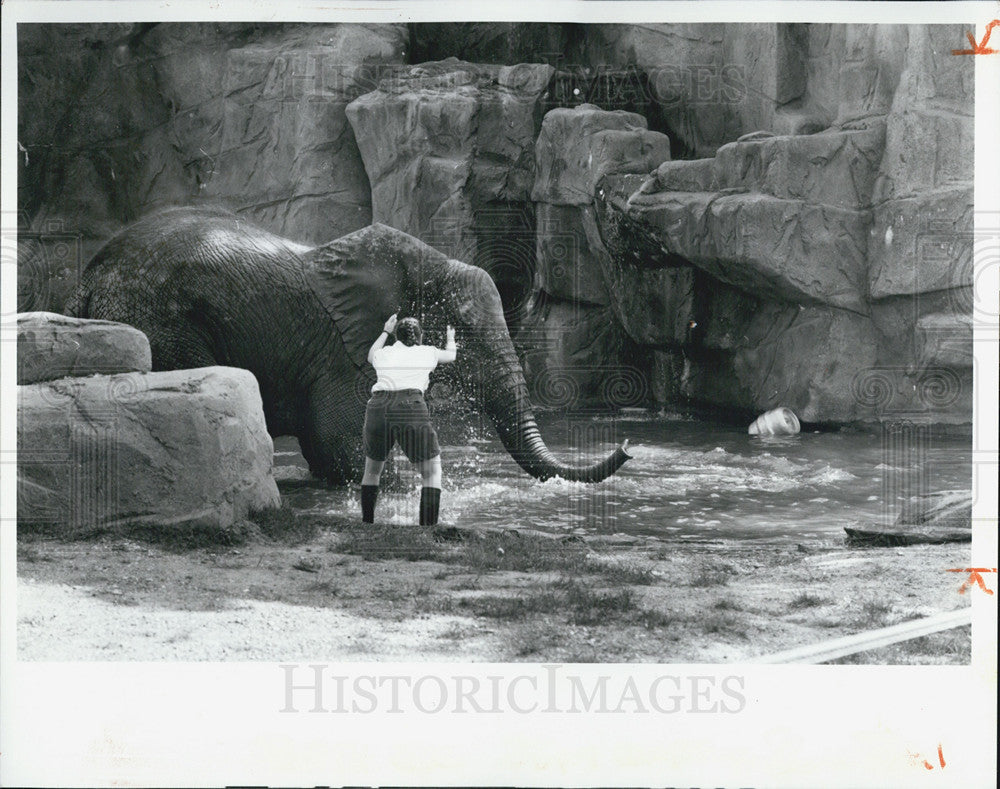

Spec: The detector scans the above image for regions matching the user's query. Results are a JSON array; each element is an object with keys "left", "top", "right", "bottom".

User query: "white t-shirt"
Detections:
[{"left": 370, "top": 344, "right": 439, "bottom": 393}]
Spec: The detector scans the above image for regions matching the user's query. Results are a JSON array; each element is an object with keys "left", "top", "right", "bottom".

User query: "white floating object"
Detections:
[{"left": 748, "top": 407, "right": 801, "bottom": 436}]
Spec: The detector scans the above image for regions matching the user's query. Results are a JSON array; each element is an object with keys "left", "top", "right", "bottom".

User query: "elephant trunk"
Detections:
[
  {"left": 493, "top": 395, "right": 632, "bottom": 482},
  {"left": 473, "top": 330, "right": 631, "bottom": 483}
]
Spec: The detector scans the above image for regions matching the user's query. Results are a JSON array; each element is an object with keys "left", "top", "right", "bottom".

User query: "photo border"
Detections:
[{"left": 2, "top": 2, "right": 996, "bottom": 786}]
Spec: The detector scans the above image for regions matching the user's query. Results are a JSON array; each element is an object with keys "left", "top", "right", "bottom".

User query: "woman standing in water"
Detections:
[{"left": 361, "top": 313, "right": 457, "bottom": 526}]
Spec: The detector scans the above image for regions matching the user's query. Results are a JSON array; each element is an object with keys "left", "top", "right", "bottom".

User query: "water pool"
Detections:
[{"left": 274, "top": 411, "right": 972, "bottom": 545}]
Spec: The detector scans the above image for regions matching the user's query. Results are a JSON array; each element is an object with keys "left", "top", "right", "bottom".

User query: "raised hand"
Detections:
[
  {"left": 383, "top": 313, "right": 398, "bottom": 333},
  {"left": 446, "top": 325, "right": 456, "bottom": 345}
]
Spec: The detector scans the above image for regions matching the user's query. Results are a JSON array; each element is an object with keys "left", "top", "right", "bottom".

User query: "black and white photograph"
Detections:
[{"left": 2, "top": 1, "right": 997, "bottom": 786}]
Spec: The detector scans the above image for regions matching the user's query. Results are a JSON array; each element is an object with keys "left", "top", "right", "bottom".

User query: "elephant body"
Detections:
[{"left": 66, "top": 207, "right": 630, "bottom": 484}]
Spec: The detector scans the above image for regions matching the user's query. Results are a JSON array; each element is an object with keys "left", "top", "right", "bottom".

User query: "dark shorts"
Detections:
[{"left": 363, "top": 389, "right": 441, "bottom": 463}]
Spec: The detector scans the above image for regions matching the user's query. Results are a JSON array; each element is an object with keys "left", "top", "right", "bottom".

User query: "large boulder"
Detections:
[
  {"left": 868, "top": 188, "right": 973, "bottom": 299},
  {"left": 605, "top": 127, "right": 886, "bottom": 318},
  {"left": 532, "top": 105, "right": 671, "bottom": 206},
  {"left": 203, "top": 24, "right": 408, "bottom": 244},
  {"left": 726, "top": 305, "right": 879, "bottom": 422},
  {"left": 647, "top": 159, "right": 717, "bottom": 193},
  {"left": 17, "top": 25, "right": 196, "bottom": 249},
  {"left": 619, "top": 188, "right": 870, "bottom": 314},
  {"left": 583, "top": 206, "right": 696, "bottom": 347},
  {"left": 861, "top": 25, "right": 974, "bottom": 421},
  {"left": 348, "top": 59, "right": 555, "bottom": 218},
  {"left": 915, "top": 312, "right": 973, "bottom": 370},
  {"left": 575, "top": 24, "right": 746, "bottom": 157},
  {"left": 695, "top": 281, "right": 763, "bottom": 352},
  {"left": 867, "top": 25, "right": 973, "bottom": 301},
  {"left": 872, "top": 26, "right": 973, "bottom": 203},
  {"left": 649, "top": 349, "right": 686, "bottom": 407},
  {"left": 600, "top": 178, "right": 971, "bottom": 422},
  {"left": 526, "top": 105, "right": 670, "bottom": 398},
  {"left": 680, "top": 299, "right": 879, "bottom": 422},
  {"left": 583, "top": 26, "right": 972, "bottom": 425},
  {"left": 18, "top": 367, "right": 280, "bottom": 536},
  {"left": 578, "top": 24, "right": 910, "bottom": 155},
  {"left": 816, "top": 25, "right": 909, "bottom": 128},
  {"left": 603, "top": 263, "right": 696, "bottom": 348},
  {"left": 17, "top": 312, "right": 152, "bottom": 385},
  {"left": 684, "top": 283, "right": 971, "bottom": 423},
  {"left": 712, "top": 125, "right": 885, "bottom": 211},
  {"left": 534, "top": 203, "right": 610, "bottom": 306},
  {"left": 346, "top": 58, "right": 554, "bottom": 320},
  {"left": 578, "top": 24, "right": 826, "bottom": 156}
]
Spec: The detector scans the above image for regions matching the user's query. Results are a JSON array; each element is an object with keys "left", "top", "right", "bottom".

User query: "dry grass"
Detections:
[
  {"left": 440, "top": 577, "right": 640, "bottom": 626},
  {"left": 457, "top": 589, "right": 565, "bottom": 620},
  {"left": 16, "top": 544, "right": 52, "bottom": 564},
  {"left": 594, "top": 561, "right": 657, "bottom": 586},
  {"left": 450, "top": 576, "right": 483, "bottom": 591},
  {"left": 250, "top": 504, "right": 324, "bottom": 544},
  {"left": 21, "top": 497, "right": 971, "bottom": 665},
  {"left": 331, "top": 523, "right": 442, "bottom": 562},
  {"left": 508, "top": 621, "right": 562, "bottom": 657},
  {"left": 304, "top": 579, "right": 341, "bottom": 596},
  {"left": 560, "top": 579, "right": 637, "bottom": 625},
  {"left": 702, "top": 611, "right": 749, "bottom": 639},
  {"left": 789, "top": 592, "right": 830, "bottom": 609},
  {"left": 317, "top": 512, "right": 659, "bottom": 587},
  {"left": 633, "top": 608, "right": 682, "bottom": 630},
  {"left": 688, "top": 566, "right": 730, "bottom": 587},
  {"left": 228, "top": 509, "right": 735, "bottom": 640},
  {"left": 854, "top": 598, "right": 896, "bottom": 628},
  {"left": 448, "top": 532, "right": 589, "bottom": 575},
  {"left": 436, "top": 622, "right": 478, "bottom": 641}
]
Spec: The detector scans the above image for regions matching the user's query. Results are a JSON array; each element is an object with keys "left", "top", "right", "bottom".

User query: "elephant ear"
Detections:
[{"left": 303, "top": 224, "right": 444, "bottom": 369}]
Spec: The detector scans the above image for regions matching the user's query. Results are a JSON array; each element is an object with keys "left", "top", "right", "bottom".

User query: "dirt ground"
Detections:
[{"left": 16, "top": 508, "right": 972, "bottom": 664}]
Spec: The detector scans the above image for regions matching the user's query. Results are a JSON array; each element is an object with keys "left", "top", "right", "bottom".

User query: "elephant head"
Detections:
[{"left": 304, "top": 223, "right": 631, "bottom": 483}]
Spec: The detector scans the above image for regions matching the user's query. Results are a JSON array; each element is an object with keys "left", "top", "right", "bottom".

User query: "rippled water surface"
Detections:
[{"left": 275, "top": 411, "right": 972, "bottom": 545}]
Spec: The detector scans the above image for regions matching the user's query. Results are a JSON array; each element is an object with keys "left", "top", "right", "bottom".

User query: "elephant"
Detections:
[{"left": 65, "top": 207, "right": 631, "bottom": 485}]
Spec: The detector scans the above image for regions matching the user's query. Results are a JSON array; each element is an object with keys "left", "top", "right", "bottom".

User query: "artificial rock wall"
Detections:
[
  {"left": 596, "top": 24, "right": 973, "bottom": 422},
  {"left": 17, "top": 22, "right": 407, "bottom": 313},
  {"left": 18, "top": 22, "right": 974, "bottom": 423}
]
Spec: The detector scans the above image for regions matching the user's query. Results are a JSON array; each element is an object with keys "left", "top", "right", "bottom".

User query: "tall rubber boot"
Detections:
[
  {"left": 419, "top": 486, "right": 441, "bottom": 526},
  {"left": 361, "top": 485, "right": 379, "bottom": 524}
]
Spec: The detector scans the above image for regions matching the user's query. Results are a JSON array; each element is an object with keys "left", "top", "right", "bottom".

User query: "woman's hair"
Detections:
[{"left": 394, "top": 317, "right": 422, "bottom": 346}]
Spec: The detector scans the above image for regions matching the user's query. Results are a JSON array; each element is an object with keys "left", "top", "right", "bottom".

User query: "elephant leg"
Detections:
[
  {"left": 300, "top": 372, "right": 366, "bottom": 485},
  {"left": 295, "top": 430, "right": 331, "bottom": 482}
]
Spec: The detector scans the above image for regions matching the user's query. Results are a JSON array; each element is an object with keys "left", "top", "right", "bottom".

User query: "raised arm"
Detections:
[
  {"left": 367, "top": 313, "right": 398, "bottom": 364},
  {"left": 436, "top": 325, "right": 458, "bottom": 364}
]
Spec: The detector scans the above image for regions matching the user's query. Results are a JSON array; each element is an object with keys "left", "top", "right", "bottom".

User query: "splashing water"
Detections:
[{"left": 276, "top": 412, "right": 972, "bottom": 545}]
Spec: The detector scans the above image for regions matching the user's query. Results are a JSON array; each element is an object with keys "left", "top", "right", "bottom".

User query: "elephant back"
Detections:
[
  {"left": 64, "top": 206, "right": 322, "bottom": 384},
  {"left": 81, "top": 206, "right": 310, "bottom": 278}
]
